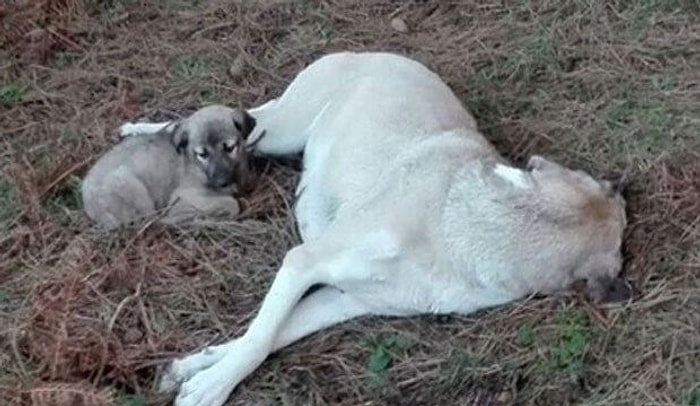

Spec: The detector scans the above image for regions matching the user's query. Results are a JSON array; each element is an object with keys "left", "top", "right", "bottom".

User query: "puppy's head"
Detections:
[
  {"left": 525, "top": 155, "right": 631, "bottom": 303},
  {"left": 167, "top": 105, "right": 257, "bottom": 191}
]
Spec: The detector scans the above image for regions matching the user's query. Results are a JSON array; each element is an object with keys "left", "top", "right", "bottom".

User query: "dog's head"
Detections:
[
  {"left": 525, "top": 155, "right": 631, "bottom": 303},
  {"left": 164, "top": 105, "right": 257, "bottom": 192}
]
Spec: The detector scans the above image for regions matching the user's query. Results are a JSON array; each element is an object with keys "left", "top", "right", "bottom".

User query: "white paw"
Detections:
[
  {"left": 175, "top": 363, "right": 235, "bottom": 406},
  {"left": 159, "top": 344, "right": 232, "bottom": 393},
  {"left": 159, "top": 358, "right": 189, "bottom": 394},
  {"left": 118, "top": 122, "right": 138, "bottom": 138}
]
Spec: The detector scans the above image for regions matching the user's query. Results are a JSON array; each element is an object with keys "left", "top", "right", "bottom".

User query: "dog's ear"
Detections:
[
  {"left": 162, "top": 122, "right": 188, "bottom": 154},
  {"left": 233, "top": 111, "right": 256, "bottom": 139}
]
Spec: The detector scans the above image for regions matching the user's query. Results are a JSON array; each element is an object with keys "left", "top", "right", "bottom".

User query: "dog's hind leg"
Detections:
[
  {"left": 118, "top": 121, "right": 173, "bottom": 138},
  {"left": 270, "top": 286, "right": 369, "bottom": 348},
  {"left": 159, "top": 286, "right": 369, "bottom": 393}
]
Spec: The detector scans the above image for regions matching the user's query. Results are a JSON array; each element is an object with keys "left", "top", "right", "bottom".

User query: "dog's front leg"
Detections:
[
  {"left": 173, "top": 245, "right": 327, "bottom": 406},
  {"left": 159, "top": 286, "right": 370, "bottom": 394}
]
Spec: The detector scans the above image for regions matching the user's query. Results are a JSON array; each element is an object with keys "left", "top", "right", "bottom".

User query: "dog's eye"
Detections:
[
  {"left": 195, "top": 148, "right": 209, "bottom": 160},
  {"left": 223, "top": 141, "right": 238, "bottom": 154}
]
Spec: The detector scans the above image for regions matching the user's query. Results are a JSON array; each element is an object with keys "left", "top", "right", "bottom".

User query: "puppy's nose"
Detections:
[
  {"left": 216, "top": 179, "right": 233, "bottom": 188},
  {"left": 212, "top": 176, "right": 233, "bottom": 189}
]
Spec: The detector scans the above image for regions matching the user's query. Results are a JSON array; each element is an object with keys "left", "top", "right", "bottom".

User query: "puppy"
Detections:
[{"left": 81, "top": 105, "right": 256, "bottom": 230}]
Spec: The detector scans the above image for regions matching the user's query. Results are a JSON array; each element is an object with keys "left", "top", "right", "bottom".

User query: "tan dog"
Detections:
[
  {"left": 121, "top": 52, "right": 630, "bottom": 406},
  {"left": 82, "top": 105, "right": 256, "bottom": 230}
]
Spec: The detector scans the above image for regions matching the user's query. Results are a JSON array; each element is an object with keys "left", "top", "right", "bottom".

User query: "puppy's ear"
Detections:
[
  {"left": 163, "top": 122, "right": 188, "bottom": 154},
  {"left": 233, "top": 112, "right": 256, "bottom": 139}
]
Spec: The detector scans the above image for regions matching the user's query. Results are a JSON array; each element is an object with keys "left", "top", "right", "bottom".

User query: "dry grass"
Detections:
[{"left": 1, "top": 0, "right": 699, "bottom": 405}]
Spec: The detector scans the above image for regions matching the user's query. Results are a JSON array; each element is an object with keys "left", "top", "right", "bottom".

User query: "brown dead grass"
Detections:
[{"left": 1, "top": 1, "right": 698, "bottom": 405}]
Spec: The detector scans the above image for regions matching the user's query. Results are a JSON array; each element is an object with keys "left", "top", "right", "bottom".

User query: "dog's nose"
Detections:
[
  {"left": 601, "top": 171, "right": 628, "bottom": 195},
  {"left": 588, "top": 275, "right": 633, "bottom": 303},
  {"left": 601, "top": 277, "right": 633, "bottom": 303},
  {"left": 216, "top": 178, "right": 232, "bottom": 188}
]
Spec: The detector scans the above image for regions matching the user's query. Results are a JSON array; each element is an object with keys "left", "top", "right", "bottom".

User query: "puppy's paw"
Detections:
[{"left": 175, "top": 363, "right": 235, "bottom": 406}]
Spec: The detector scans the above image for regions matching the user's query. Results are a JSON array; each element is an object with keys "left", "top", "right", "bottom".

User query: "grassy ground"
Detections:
[{"left": 1, "top": 1, "right": 699, "bottom": 405}]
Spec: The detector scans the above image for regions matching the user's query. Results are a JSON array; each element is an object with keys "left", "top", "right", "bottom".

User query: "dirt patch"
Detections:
[{"left": 1, "top": 1, "right": 698, "bottom": 405}]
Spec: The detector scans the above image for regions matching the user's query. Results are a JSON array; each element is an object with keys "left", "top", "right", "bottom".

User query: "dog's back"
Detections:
[{"left": 82, "top": 134, "right": 181, "bottom": 229}]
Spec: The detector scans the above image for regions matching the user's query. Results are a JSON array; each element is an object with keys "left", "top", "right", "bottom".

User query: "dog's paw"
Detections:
[
  {"left": 159, "top": 359, "right": 188, "bottom": 394},
  {"left": 118, "top": 122, "right": 138, "bottom": 138},
  {"left": 159, "top": 357, "right": 211, "bottom": 394},
  {"left": 159, "top": 344, "right": 232, "bottom": 393},
  {"left": 175, "top": 363, "right": 235, "bottom": 406}
]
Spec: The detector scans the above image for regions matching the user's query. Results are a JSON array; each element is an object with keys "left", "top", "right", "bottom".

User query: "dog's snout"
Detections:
[
  {"left": 205, "top": 161, "right": 236, "bottom": 190},
  {"left": 213, "top": 176, "right": 233, "bottom": 188},
  {"left": 587, "top": 275, "right": 632, "bottom": 303},
  {"left": 212, "top": 168, "right": 236, "bottom": 188},
  {"left": 601, "top": 171, "right": 628, "bottom": 196}
]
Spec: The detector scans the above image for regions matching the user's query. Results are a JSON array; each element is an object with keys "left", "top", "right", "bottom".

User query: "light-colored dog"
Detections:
[
  {"left": 121, "top": 52, "right": 630, "bottom": 406},
  {"left": 82, "top": 105, "right": 257, "bottom": 230}
]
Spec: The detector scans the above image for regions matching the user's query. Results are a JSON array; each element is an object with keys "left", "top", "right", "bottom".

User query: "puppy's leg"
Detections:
[
  {"left": 118, "top": 121, "right": 173, "bottom": 138},
  {"left": 162, "top": 189, "right": 240, "bottom": 224},
  {"left": 159, "top": 286, "right": 369, "bottom": 393}
]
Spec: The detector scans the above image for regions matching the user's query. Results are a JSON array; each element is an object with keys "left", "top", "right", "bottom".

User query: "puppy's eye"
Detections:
[
  {"left": 223, "top": 141, "right": 238, "bottom": 154},
  {"left": 195, "top": 148, "right": 209, "bottom": 160}
]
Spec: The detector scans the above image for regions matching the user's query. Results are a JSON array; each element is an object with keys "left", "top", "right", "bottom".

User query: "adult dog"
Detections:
[
  {"left": 122, "top": 52, "right": 630, "bottom": 405},
  {"left": 82, "top": 105, "right": 256, "bottom": 229}
]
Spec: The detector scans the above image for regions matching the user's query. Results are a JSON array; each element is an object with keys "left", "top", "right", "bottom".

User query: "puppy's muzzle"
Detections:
[{"left": 206, "top": 163, "right": 237, "bottom": 190}]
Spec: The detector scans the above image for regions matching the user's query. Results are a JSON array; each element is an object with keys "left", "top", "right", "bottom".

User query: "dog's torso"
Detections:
[
  {"left": 251, "top": 52, "right": 615, "bottom": 315},
  {"left": 82, "top": 134, "right": 185, "bottom": 228}
]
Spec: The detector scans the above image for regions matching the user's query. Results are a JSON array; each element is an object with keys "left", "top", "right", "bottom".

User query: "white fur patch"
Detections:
[{"left": 493, "top": 164, "right": 531, "bottom": 188}]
